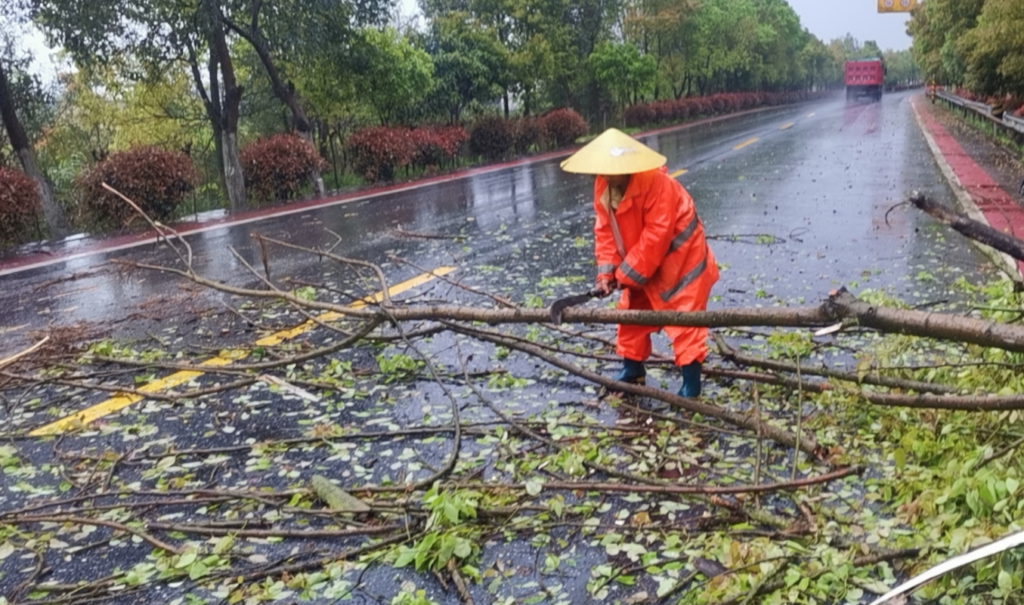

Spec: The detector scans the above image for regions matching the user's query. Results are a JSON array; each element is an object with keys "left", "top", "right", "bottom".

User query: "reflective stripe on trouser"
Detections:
[{"left": 616, "top": 288, "right": 710, "bottom": 367}]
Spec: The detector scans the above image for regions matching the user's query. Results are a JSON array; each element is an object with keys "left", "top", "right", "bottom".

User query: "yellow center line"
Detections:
[
  {"left": 733, "top": 137, "right": 759, "bottom": 150},
  {"left": 669, "top": 169, "right": 688, "bottom": 178},
  {"left": 780, "top": 122, "right": 794, "bottom": 130},
  {"left": 29, "top": 267, "right": 456, "bottom": 436}
]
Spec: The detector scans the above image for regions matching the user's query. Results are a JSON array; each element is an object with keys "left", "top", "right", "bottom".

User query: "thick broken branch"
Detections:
[
  {"left": 121, "top": 259, "right": 1024, "bottom": 354},
  {"left": 910, "top": 192, "right": 1024, "bottom": 263}
]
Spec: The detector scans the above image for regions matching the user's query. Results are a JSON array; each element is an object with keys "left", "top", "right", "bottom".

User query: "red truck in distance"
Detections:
[{"left": 845, "top": 59, "right": 885, "bottom": 102}]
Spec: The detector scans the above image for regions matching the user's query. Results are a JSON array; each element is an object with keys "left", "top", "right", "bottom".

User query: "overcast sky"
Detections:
[{"left": 775, "top": 0, "right": 913, "bottom": 51}]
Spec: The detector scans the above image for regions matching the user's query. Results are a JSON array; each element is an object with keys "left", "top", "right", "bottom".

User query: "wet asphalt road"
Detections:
[
  {"left": 0, "top": 90, "right": 989, "bottom": 354},
  {"left": 0, "top": 91, "right": 1000, "bottom": 605}
]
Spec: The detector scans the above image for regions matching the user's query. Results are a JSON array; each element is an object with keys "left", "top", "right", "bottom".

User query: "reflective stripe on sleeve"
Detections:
[
  {"left": 597, "top": 264, "right": 616, "bottom": 276},
  {"left": 668, "top": 215, "right": 701, "bottom": 254},
  {"left": 620, "top": 261, "right": 648, "bottom": 286},
  {"left": 660, "top": 251, "right": 708, "bottom": 302}
]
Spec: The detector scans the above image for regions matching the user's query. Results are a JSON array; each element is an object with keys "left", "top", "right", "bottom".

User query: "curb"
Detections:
[
  {"left": 909, "top": 96, "right": 1024, "bottom": 282},
  {"left": 0, "top": 99, "right": 827, "bottom": 278}
]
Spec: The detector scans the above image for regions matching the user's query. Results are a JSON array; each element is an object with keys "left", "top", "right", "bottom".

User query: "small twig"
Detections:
[
  {"left": 234, "top": 532, "right": 413, "bottom": 583},
  {"left": 448, "top": 559, "right": 476, "bottom": 605},
  {"left": 145, "top": 522, "right": 401, "bottom": 539},
  {"left": 975, "top": 433, "right": 1024, "bottom": 470},
  {"left": 6, "top": 549, "right": 46, "bottom": 603},
  {"left": 8, "top": 515, "right": 182, "bottom": 554},
  {"left": 394, "top": 225, "right": 463, "bottom": 240}
]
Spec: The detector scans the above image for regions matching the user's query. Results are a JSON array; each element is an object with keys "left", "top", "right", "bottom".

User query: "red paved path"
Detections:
[{"left": 914, "top": 96, "right": 1024, "bottom": 275}]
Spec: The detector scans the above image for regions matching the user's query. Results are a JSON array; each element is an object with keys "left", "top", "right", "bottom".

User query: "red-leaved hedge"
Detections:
[
  {"left": 78, "top": 146, "right": 197, "bottom": 225},
  {"left": 348, "top": 126, "right": 468, "bottom": 182},
  {"left": 0, "top": 167, "right": 41, "bottom": 243},
  {"left": 471, "top": 110, "right": 589, "bottom": 161},
  {"left": 542, "top": 109, "right": 589, "bottom": 148},
  {"left": 241, "top": 134, "right": 326, "bottom": 205},
  {"left": 624, "top": 91, "right": 830, "bottom": 128},
  {"left": 409, "top": 126, "right": 469, "bottom": 170},
  {"left": 469, "top": 116, "right": 515, "bottom": 161},
  {"left": 512, "top": 117, "right": 548, "bottom": 155}
]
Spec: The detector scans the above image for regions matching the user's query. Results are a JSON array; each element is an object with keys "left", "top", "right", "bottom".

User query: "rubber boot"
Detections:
[
  {"left": 677, "top": 361, "right": 702, "bottom": 398},
  {"left": 613, "top": 359, "right": 646, "bottom": 385}
]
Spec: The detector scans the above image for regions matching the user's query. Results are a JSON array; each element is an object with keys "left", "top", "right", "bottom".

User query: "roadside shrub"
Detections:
[
  {"left": 469, "top": 116, "right": 514, "bottom": 161},
  {"left": 543, "top": 108, "right": 589, "bottom": 148},
  {"left": 241, "top": 134, "right": 326, "bottom": 205},
  {"left": 621, "top": 91, "right": 833, "bottom": 130},
  {"left": 512, "top": 117, "right": 547, "bottom": 155},
  {"left": 78, "top": 146, "right": 197, "bottom": 225},
  {"left": 0, "top": 167, "right": 41, "bottom": 243},
  {"left": 409, "top": 126, "right": 468, "bottom": 170},
  {"left": 624, "top": 104, "right": 654, "bottom": 128},
  {"left": 348, "top": 127, "right": 415, "bottom": 182}
]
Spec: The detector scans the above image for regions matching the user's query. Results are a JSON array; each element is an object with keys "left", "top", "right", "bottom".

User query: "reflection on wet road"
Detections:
[{"left": 0, "top": 91, "right": 989, "bottom": 352}]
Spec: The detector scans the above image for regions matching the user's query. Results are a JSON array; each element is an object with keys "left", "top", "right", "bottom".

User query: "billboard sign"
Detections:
[{"left": 878, "top": 0, "right": 917, "bottom": 12}]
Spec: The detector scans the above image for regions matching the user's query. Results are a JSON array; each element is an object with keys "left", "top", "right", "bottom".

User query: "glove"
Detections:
[{"left": 596, "top": 278, "right": 618, "bottom": 297}]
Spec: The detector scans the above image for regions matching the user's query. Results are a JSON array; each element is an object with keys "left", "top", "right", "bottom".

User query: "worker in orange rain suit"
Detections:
[{"left": 560, "top": 128, "right": 719, "bottom": 397}]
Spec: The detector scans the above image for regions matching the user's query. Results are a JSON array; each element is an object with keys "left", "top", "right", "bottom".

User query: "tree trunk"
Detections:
[
  {"left": 186, "top": 43, "right": 227, "bottom": 203},
  {"left": 225, "top": 4, "right": 324, "bottom": 198},
  {"left": 205, "top": 0, "right": 246, "bottom": 212},
  {"left": 0, "top": 60, "right": 69, "bottom": 238}
]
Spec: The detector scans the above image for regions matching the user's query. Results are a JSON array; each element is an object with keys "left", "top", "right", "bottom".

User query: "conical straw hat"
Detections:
[{"left": 560, "top": 128, "right": 666, "bottom": 175}]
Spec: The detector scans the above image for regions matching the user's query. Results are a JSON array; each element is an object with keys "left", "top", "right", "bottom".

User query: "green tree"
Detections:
[
  {"left": 350, "top": 27, "right": 434, "bottom": 124},
  {"left": 962, "top": 0, "right": 1024, "bottom": 97},
  {"left": 423, "top": 14, "right": 507, "bottom": 123},
  {"left": 588, "top": 41, "right": 656, "bottom": 109},
  {"left": 882, "top": 49, "right": 919, "bottom": 88},
  {"left": 908, "top": 0, "right": 984, "bottom": 86}
]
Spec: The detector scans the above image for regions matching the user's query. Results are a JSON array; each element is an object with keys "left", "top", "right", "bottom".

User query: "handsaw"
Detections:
[{"left": 550, "top": 288, "right": 604, "bottom": 324}]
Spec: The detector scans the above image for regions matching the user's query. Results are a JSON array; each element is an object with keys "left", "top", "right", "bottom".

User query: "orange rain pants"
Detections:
[{"left": 594, "top": 168, "right": 719, "bottom": 366}]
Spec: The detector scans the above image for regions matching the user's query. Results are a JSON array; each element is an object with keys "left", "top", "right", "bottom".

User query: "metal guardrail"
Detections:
[
  {"left": 1004, "top": 113, "right": 1024, "bottom": 135},
  {"left": 936, "top": 90, "right": 963, "bottom": 107},
  {"left": 964, "top": 99, "right": 993, "bottom": 116},
  {"left": 935, "top": 90, "right": 1024, "bottom": 136}
]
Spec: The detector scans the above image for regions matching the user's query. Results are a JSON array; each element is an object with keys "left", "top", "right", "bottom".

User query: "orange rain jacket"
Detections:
[{"left": 594, "top": 167, "right": 719, "bottom": 366}]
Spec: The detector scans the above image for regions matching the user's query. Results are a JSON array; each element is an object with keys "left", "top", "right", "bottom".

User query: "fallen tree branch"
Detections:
[
  {"left": 232, "top": 532, "right": 412, "bottom": 583},
  {"left": 436, "top": 468, "right": 860, "bottom": 495},
  {"left": 714, "top": 333, "right": 960, "bottom": 394},
  {"left": 453, "top": 341, "right": 792, "bottom": 529},
  {"left": 3, "top": 371, "right": 256, "bottom": 404},
  {"left": 910, "top": 192, "right": 1024, "bottom": 264},
  {"left": 120, "top": 259, "right": 1024, "bottom": 354},
  {"left": 146, "top": 522, "right": 400, "bottom": 539},
  {"left": 857, "top": 391, "right": 1024, "bottom": 411},
  {"left": 7, "top": 515, "right": 182, "bottom": 554},
  {"left": 0, "top": 337, "right": 50, "bottom": 370},
  {"left": 447, "top": 322, "right": 821, "bottom": 457}
]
